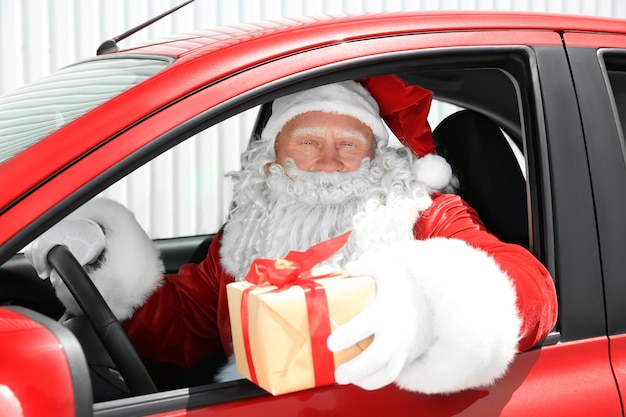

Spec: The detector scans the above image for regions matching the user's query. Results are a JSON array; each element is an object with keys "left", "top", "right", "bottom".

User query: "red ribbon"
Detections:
[{"left": 240, "top": 231, "right": 351, "bottom": 388}]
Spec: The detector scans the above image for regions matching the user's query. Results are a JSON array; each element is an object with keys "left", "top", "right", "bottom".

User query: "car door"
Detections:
[
  {"left": 565, "top": 30, "right": 626, "bottom": 409},
  {"left": 87, "top": 30, "right": 619, "bottom": 416}
]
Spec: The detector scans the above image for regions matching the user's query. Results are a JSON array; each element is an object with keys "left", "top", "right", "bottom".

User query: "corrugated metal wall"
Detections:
[{"left": 2, "top": 0, "right": 626, "bottom": 238}]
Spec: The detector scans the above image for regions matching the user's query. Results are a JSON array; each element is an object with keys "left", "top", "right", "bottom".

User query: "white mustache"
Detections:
[{"left": 266, "top": 158, "right": 378, "bottom": 206}]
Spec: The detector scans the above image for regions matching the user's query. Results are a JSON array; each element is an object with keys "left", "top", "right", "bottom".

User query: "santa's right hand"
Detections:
[{"left": 25, "top": 218, "right": 106, "bottom": 281}]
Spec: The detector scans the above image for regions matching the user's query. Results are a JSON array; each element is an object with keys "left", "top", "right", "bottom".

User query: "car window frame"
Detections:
[{"left": 88, "top": 48, "right": 568, "bottom": 413}]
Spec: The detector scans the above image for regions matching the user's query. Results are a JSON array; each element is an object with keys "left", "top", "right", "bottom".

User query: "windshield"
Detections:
[{"left": 0, "top": 57, "right": 170, "bottom": 163}]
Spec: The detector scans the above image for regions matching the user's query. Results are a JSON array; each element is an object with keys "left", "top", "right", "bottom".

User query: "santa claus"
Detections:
[{"left": 26, "top": 75, "right": 557, "bottom": 394}]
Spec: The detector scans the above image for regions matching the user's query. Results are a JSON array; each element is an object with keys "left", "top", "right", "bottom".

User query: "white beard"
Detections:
[{"left": 220, "top": 141, "right": 433, "bottom": 280}]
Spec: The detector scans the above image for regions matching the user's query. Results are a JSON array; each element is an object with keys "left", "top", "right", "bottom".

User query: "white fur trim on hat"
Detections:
[
  {"left": 261, "top": 81, "right": 389, "bottom": 147},
  {"left": 65, "top": 198, "right": 164, "bottom": 321}
]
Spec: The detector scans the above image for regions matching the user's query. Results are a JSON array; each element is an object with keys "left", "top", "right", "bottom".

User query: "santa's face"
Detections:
[
  {"left": 274, "top": 111, "right": 375, "bottom": 173},
  {"left": 220, "top": 113, "right": 432, "bottom": 279}
]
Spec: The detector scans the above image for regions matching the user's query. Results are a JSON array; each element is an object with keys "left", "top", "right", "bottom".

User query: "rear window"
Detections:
[
  {"left": 0, "top": 57, "right": 170, "bottom": 163},
  {"left": 607, "top": 69, "right": 626, "bottom": 139}
]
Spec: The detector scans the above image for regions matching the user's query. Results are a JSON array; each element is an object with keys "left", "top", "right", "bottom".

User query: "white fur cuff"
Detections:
[
  {"left": 68, "top": 198, "right": 164, "bottom": 320},
  {"left": 392, "top": 238, "right": 520, "bottom": 394}
]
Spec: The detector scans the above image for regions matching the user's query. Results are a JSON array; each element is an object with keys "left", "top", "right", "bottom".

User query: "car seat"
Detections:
[{"left": 432, "top": 110, "right": 529, "bottom": 248}]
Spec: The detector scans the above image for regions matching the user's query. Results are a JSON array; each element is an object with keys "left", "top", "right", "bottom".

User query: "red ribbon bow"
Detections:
[
  {"left": 240, "top": 231, "right": 351, "bottom": 389},
  {"left": 244, "top": 230, "right": 351, "bottom": 286}
]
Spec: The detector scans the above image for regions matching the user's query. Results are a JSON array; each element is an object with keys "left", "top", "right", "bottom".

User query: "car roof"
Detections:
[{"left": 114, "top": 10, "right": 626, "bottom": 60}]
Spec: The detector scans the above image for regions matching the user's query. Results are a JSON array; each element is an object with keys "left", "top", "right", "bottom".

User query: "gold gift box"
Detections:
[{"left": 227, "top": 275, "right": 375, "bottom": 395}]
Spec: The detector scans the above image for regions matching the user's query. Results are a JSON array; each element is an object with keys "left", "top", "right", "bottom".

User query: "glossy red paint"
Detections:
[
  {"left": 98, "top": 338, "right": 621, "bottom": 417},
  {"left": 608, "top": 334, "right": 626, "bottom": 406},
  {"left": 564, "top": 32, "right": 626, "bottom": 48},
  {"left": 124, "top": 11, "right": 626, "bottom": 59},
  {"left": 0, "top": 309, "right": 76, "bottom": 417}
]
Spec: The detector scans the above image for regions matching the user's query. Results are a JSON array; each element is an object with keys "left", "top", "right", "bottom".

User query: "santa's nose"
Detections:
[{"left": 314, "top": 151, "right": 345, "bottom": 172}]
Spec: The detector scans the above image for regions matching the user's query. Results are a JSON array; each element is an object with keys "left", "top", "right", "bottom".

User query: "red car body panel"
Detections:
[
  {"left": 565, "top": 31, "right": 626, "bottom": 48},
  {"left": 609, "top": 334, "right": 626, "bottom": 406},
  {"left": 97, "top": 338, "right": 621, "bottom": 417},
  {"left": 0, "top": 308, "right": 80, "bottom": 417}
]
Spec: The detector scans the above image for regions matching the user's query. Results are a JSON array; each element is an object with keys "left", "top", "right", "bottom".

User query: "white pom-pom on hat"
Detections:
[{"left": 413, "top": 153, "right": 452, "bottom": 191}]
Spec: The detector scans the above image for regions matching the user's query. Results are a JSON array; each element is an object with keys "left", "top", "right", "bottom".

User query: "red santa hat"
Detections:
[
  {"left": 360, "top": 75, "right": 452, "bottom": 190},
  {"left": 359, "top": 75, "right": 435, "bottom": 157},
  {"left": 262, "top": 76, "right": 452, "bottom": 190}
]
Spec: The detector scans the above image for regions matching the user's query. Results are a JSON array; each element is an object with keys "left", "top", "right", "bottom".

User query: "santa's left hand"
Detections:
[{"left": 327, "top": 247, "right": 433, "bottom": 390}]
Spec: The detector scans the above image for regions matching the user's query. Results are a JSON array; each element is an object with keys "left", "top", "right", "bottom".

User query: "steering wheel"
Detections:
[{"left": 47, "top": 245, "right": 157, "bottom": 396}]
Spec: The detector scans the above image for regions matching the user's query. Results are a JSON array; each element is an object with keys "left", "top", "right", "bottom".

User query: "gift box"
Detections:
[{"left": 226, "top": 232, "right": 375, "bottom": 395}]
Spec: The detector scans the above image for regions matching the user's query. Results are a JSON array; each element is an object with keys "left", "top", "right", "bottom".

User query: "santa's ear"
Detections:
[{"left": 359, "top": 75, "right": 434, "bottom": 157}]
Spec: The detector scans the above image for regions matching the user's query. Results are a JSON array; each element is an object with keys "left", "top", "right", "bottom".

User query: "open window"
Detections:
[{"left": 1, "top": 45, "right": 548, "bottom": 412}]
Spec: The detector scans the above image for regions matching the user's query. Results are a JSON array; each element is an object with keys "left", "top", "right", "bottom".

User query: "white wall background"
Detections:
[{"left": 2, "top": 0, "right": 626, "bottom": 238}]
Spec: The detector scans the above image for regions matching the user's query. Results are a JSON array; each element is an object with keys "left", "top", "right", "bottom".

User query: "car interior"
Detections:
[
  {"left": 432, "top": 108, "right": 528, "bottom": 248},
  {"left": 0, "top": 55, "right": 534, "bottom": 402}
]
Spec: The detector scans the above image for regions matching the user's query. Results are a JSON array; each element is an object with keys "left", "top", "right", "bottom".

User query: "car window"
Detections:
[
  {"left": 98, "top": 68, "right": 535, "bottom": 401},
  {"left": 98, "top": 107, "right": 259, "bottom": 239},
  {"left": 600, "top": 51, "right": 626, "bottom": 172},
  {"left": 95, "top": 63, "right": 531, "bottom": 246},
  {"left": 16, "top": 48, "right": 547, "bottom": 411},
  {"left": 0, "top": 57, "right": 170, "bottom": 164},
  {"left": 96, "top": 99, "right": 465, "bottom": 241},
  {"left": 605, "top": 68, "right": 626, "bottom": 146}
]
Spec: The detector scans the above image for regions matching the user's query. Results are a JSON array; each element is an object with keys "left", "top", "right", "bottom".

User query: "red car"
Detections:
[{"left": 2, "top": 9, "right": 626, "bottom": 417}]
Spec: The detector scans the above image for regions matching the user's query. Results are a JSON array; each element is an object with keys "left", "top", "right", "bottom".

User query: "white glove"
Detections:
[
  {"left": 327, "top": 245, "right": 433, "bottom": 390},
  {"left": 25, "top": 218, "right": 106, "bottom": 286}
]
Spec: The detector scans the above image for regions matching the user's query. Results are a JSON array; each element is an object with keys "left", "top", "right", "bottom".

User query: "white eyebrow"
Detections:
[
  {"left": 289, "top": 126, "right": 326, "bottom": 138},
  {"left": 334, "top": 129, "right": 371, "bottom": 144},
  {"left": 289, "top": 126, "right": 370, "bottom": 144}
]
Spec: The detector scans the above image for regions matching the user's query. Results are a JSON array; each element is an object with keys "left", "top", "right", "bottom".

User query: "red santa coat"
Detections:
[{"left": 122, "top": 193, "right": 557, "bottom": 371}]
